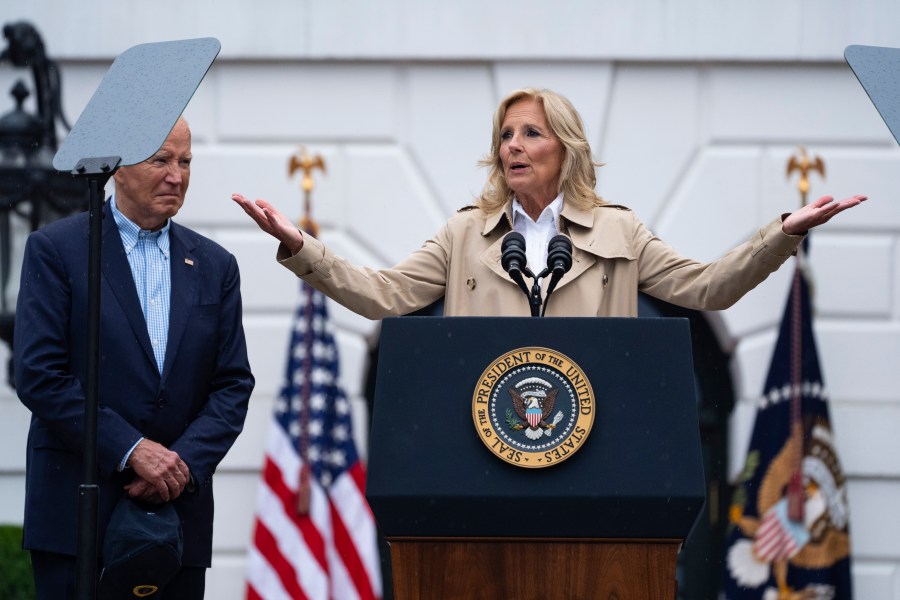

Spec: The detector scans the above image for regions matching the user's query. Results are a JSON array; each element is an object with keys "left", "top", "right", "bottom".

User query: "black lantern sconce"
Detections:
[{"left": 0, "top": 21, "right": 88, "bottom": 388}]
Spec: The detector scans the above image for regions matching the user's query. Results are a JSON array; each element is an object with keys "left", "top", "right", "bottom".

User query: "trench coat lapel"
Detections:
[
  {"left": 480, "top": 203, "right": 519, "bottom": 283},
  {"left": 553, "top": 202, "right": 637, "bottom": 293}
]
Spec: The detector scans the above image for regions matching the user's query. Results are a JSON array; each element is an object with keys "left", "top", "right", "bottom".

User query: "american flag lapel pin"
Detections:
[{"left": 184, "top": 258, "right": 194, "bottom": 266}]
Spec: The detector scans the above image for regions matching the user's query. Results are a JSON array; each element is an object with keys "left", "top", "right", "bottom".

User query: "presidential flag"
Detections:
[
  {"left": 721, "top": 250, "right": 852, "bottom": 599},
  {"left": 247, "top": 281, "right": 382, "bottom": 600}
]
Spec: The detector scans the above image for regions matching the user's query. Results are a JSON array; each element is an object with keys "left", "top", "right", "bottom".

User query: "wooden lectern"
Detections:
[{"left": 366, "top": 317, "right": 706, "bottom": 599}]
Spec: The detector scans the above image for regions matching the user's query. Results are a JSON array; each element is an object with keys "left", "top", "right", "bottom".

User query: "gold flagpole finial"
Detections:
[
  {"left": 786, "top": 146, "right": 825, "bottom": 208},
  {"left": 288, "top": 146, "right": 327, "bottom": 238}
]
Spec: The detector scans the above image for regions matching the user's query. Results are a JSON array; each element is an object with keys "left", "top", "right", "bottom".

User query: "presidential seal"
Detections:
[{"left": 472, "top": 347, "right": 595, "bottom": 468}]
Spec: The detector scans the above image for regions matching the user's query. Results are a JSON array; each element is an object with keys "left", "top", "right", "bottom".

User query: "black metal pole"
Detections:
[
  {"left": 528, "top": 278, "right": 542, "bottom": 317},
  {"left": 73, "top": 159, "right": 116, "bottom": 600}
]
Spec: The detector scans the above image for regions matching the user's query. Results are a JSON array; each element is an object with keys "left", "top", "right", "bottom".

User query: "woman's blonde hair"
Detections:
[{"left": 477, "top": 88, "right": 604, "bottom": 214}]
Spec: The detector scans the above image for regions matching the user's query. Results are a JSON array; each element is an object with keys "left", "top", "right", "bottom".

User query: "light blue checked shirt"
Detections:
[
  {"left": 111, "top": 196, "right": 172, "bottom": 470},
  {"left": 111, "top": 196, "right": 171, "bottom": 372}
]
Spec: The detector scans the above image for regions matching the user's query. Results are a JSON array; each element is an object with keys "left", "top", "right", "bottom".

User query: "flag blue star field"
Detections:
[
  {"left": 247, "top": 282, "right": 382, "bottom": 600},
  {"left": 721, "top": 256, "right": 852, "bottom": 599}
]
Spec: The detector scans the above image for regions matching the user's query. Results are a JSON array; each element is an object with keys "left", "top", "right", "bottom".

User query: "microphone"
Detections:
[
  {"left": 501, "top": 232, "right": 543, "bottom": 316},
  {"left": 541, "top": 234, "right": 573, "bottom": 316},
  {"left": 547, "top": 234, "right": 573, "bottom": 277},
  {"left": 501, "top": 232, "right": 527, "bottom": 276},
  {"left": 501, "top": 232, "right": 531, "bottom": 296}
]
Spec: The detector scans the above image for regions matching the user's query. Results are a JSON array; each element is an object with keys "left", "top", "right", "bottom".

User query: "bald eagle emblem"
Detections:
[
  {"left": 507, "top": 377, "right": 565, "bottom": 440},
  {"left": 472, "top": 346, "right": 595, "bottom": 468}
]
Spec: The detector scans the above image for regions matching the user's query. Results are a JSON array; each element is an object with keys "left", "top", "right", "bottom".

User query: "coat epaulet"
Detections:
[
  {"left": 457, "top": 205, "right": 478, "bottom": 212},
  {"left": 599, "top": 203, "right": 632, "bottom": 212}
]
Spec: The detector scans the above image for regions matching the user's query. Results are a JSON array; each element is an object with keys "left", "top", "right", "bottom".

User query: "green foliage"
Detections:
[
  {"left": 0, "top": 525, "right": 35, "bottom": 600},
  {"left": 739, "top": 450, "right": 760, "bottom": 482}
]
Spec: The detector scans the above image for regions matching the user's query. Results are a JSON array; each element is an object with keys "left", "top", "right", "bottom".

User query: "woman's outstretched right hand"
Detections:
[{"left": 232, "top": 193, "right": 304, "bottom": 255}]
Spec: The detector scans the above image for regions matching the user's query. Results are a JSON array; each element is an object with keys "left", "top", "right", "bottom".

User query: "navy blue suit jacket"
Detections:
[{"left": 14, "top": 200, "right": 254, "bottom": 566}]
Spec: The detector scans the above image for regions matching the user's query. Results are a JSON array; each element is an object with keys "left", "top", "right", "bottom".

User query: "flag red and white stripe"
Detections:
[
  {"left": 752, "top": 499, "right": 809, "bottom": 563},
  {"left": 247, "top": 284, "right": 382, "bottom": 600}
]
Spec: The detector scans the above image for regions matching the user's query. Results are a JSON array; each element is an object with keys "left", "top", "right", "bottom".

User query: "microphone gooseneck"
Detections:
[
  {"left": 501, "top": 232, "right": 543, "bottom": 316},
  {"left": 541, "top": 234, "right": 573, "bottom": 317}
]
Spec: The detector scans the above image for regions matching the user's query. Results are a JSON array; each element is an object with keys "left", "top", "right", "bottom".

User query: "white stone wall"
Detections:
[{"left": 1, "top": 1, "right": 899, "bottom": 597}]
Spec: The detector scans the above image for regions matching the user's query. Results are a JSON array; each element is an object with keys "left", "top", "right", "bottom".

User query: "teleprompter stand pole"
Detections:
[{"left": 73, "top": 157, "right": 119, "bottom": 600}]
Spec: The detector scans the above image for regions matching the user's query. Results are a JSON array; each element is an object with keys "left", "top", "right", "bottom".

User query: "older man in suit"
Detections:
[{"left": 14, "top": 117, "right": 254, "bottom": 599}]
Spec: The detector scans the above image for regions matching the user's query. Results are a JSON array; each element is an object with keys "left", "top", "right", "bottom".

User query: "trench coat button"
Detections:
[
  {"left": 466, "top": 277, "right": 476, "bottom": 290},
  {"left": 602, "top": 275, "right": 609, "bottom": 286}
]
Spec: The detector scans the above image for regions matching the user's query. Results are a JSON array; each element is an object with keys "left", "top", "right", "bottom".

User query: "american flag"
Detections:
[
  {"left": 247, "top": 282, "right": 382, "bottom": 600},
  {"left": 721, "top": 246, "right": 852, "bottom": 598}
]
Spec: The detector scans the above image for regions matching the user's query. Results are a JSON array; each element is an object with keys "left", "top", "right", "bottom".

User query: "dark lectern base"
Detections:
[{"left": 388, "top": 537, "right": 679, "bottom": 600}]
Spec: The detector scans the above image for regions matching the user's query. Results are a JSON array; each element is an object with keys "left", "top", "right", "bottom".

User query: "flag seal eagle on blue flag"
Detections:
[{"left": 722, "top": 246, "right": 852, "bottom": 599}]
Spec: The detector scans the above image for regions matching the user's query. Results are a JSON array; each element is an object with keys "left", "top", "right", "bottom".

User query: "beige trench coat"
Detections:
[{"left": 278, "top": 200, "right": 804, "bottom": 319}]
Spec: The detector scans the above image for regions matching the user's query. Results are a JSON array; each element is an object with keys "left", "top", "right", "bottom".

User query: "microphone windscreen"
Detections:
[
  {"left": 502, "top": 231, "right": 525, "bottom": 249},
  {"left": 501, "top": 232, "right": 527, "bottom": 273},
  {"left": 546, "top": 234, "right": 573, "bottom": 273}
]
